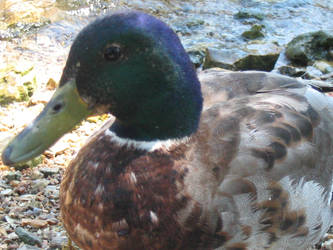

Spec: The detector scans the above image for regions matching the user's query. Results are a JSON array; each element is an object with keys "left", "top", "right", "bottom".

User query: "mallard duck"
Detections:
[{"left": 2, "top": 11, "right": 333, "bottom": 250}]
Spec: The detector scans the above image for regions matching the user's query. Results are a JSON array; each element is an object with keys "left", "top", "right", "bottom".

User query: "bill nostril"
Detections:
[{"left": 52, "top": 103, "right": 63, "bottom": 113}]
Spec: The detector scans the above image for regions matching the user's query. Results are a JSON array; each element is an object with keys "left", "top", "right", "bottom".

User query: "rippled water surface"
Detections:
[{"left": 1, "top": 0, "right": 332, "bottom": 83}]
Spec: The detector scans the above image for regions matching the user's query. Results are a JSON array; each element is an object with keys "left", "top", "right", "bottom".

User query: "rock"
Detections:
[
  {"left": 187, "top": 49, "right": 206, "bottom": 68},
  {"left": 12, "top": 156, "right": 43, "bottom": 170},
  {"left": 30, "top": 179, "right": 49, "bottom": 194},
  {"left": 46, "top": 78, "right": 57, "bottom": 90},
  {"left": 49, "top": 235, "right": 67, "bottom": 249},
  {"left": 278, "top": 65, "right": 306, "bottom": 77},
  {"left": 39, "top": 167, "right": 59, "bottom": 177},
  {"left": 9, "top": 180, "right": 20, "bottom": 187},
  {"left": 286, "top": 31, "right": 333, "bottom": 66},
  {"left": 203, "top": 44, "right": 280, "bottom": 71},
  {"left": 30, "top": 170, "right": 44, "bottom": 180},
  {"left": 21, "top": 219, "right": 48, "bottom": 228},
  {"left": 44, "top": 185, "right": 59, "bottom": 198},
  {"left": 1, "top": 189, "right": 13, "bottom": 196},
  {"left": 313, "top": 60, "right": 333, "bottom": 74},
  {"left": 234, "top": 10, "right": 264, "bottom": 21},
  {"left": 17, "top": 245, "right": 42, "bottom": 250},
  {"left": 306, "top": 65, "right": 323, "bottom": 79},
  {"left": 7, "top": 232, "right": 18, "bottom": 240},
  {"left": 15, "top": 227, "right": 42, "bottom": 246},
  {"left": 203, "top": 48, "right": 247, "bottom": 70},
  {"left": 234, "top": 54, "right": 279, "bottom": 71},
  {"left": 0, "top": 226, "right": 7, "bottom": 236},
  {"left": 242, "top": 25, "right": 265, "bottom": 40},
  {"left": 0, "top": 62, "right": 38, "bottom": 106},
  {"left": 4, "top": 171, "right": 22, "bottom": 182}
]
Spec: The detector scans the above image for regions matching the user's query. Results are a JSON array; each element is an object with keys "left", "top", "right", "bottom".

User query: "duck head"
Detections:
[{"left": 2, "top": 11, "right": 203, "bottom": 165}]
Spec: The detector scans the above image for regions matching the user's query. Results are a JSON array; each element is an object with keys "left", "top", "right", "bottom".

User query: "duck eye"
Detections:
[{"left": 104, "top": 44, "right": 122, "bottom": 61}]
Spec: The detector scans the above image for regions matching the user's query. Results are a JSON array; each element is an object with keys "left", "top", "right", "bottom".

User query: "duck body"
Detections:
[
  {"left": 62, "top": 70, "right": 333, "bottom": 250},
  {"left": 2, "top": 11, "right": 333, "bottom": 250}
]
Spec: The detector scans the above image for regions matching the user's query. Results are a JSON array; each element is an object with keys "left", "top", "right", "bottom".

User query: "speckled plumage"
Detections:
[
  {"left": 3, "top": 11, "right": 333, "bottom": 250},
  {"left": 61, "top": 70, "right": 333, "bottom": 250}
]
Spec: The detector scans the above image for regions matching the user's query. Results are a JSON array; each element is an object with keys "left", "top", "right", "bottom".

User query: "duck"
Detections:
[{"left": 2, "top": 10, "right": 333, "bottom": 250}]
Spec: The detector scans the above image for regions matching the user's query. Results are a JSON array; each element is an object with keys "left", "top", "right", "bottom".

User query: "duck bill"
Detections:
[{"left": 2, "top": 79, "right": 92, "bottom": 166}]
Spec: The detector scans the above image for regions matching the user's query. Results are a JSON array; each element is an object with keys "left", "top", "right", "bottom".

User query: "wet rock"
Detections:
[
  {"left": 15, "top": 227, "right": 42, "bottom": 246},
  {"left": 203, "top": 48, "right": 247, "bottom": 70},
  {"left": 234, "top": 10, "right": 264, "bottom": 21},
  {"left": 313, "top": 60, "right": 333, "bottom": 74},
  {"left": 286, "top": 31, "right": 333, "bottom": 66},
  {"left": 204, "top": 41, "right": 281, "bottom": 71},
  {"left": 234, "top": 53, "right": 279, "bottom": 71},
  {"left": 187, "top": 49, "right": 206, "bottom": 68},
  {"left": 39, "top": 167, "right": 59, "bottom": 177},
  {"left": 306, "top": 65, "right": 323, "bottom": 79},
  {"left": 242, "top": 25, "right": 265, "bottom": 40},
  {"left": 278, "top": 65, "right": 306, "bottom": 77}
]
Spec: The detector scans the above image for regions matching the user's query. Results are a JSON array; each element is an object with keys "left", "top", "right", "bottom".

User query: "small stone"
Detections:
[
  {"left": 15, "top": 227, "right": 42, "bottom": 246},
  {"left": 21, "top": 219, "right": 48, "bottom": 228},
  {"left": 0, "top": 226, "right": 7, "bottom": 236},
  {"left": 4, "top": 171, "right": 22, "bottom": 182},
  {"left": 46, "top": 78, "right": 57, "bottom": 90},
  {"left": 278, "top": 65, "right": 306, "bottom": 77},
  {"left": 46, "top": 218, "right": 58, "bottom": 225},
  {"left": 313, "top": 60, "right": 333, "bottom": 74},
  {"left": 30, "top": 170, "right": 43, "bottom": 180},
  {"left": 30, "top": 179, "right": 49, "bottom": 194},
  {"left": 1, "top": 189, "right": 13, "bottom": 196},
  {"left": 17, "top": 245, "right": 41, "bottom": 250},
  {"left": 39, "top": 167, "right": 59, "bottom": 177},
  {"left": 49, "top": 235, "right": 67, "bottom": 248},
  {"left": 7, "top": 232, "right": 18, "bottom": 240},
  {"left": 9, "top": 180, "right": 20, "bottom": 187}
]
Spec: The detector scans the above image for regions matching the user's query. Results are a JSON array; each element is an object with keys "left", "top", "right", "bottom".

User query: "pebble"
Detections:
[
  {"left": 1, "top": 189, "right": 13, "bottom": 196},
  {"left": 15, "top": 227, "right": 42, "bottom": 246},
  {"left": 4, "top": 172, "right": 22, "bottom": 182},
  {"left": 39, "top": 167, "right": 59, "bottom": 177},
  {"left": 30, "top": 170, "right": 44, "bottom": 180},
  {"left": 7, "top": 232, "right": 18, "bottom": 240},
  {"left": 21, "top": 219, "right": 48, "bottom": 228},
  {"left": 17, "top": 245, "right": 42, "bottom": 250},
  {"left": 49, "top": 235, "right": 67, "bottom": 249},
  {"left": 30, "top": 180, "right": 49, "bottom": 194}
]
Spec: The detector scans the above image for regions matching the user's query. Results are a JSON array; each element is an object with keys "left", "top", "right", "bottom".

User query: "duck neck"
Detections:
[{"left": 110, "top": 71, "right": 203, "bottom": 141}]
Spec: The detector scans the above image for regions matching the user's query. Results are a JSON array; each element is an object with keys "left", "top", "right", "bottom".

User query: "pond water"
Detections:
[{"left": 1, "top": 0, "right": 333, "bottom": 84}]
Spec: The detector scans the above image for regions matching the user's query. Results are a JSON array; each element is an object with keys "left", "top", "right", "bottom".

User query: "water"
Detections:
[{"left": 1, "top": 0, "right": 332, "bottom": 83}]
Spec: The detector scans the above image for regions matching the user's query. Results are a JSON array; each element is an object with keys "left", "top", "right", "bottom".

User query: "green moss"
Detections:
[{"left": 242, "top": 25, "right": 265, "bottom": 40}]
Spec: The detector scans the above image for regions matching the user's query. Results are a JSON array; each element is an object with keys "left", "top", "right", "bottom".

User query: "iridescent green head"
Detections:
[{"left": 2, "top": 11, "right": 202, "bottom": 165}]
